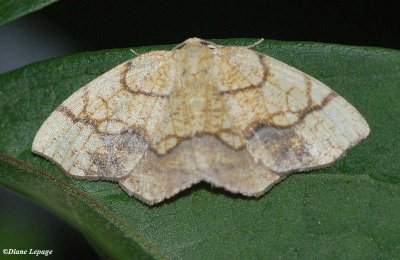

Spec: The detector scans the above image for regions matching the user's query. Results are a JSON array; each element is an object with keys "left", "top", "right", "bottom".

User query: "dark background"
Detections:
[
  {"left": 0, "top": 0, "right": 398, "bottom": 259},
  {"left": 42, "top": 0, "right": 400, "bottom": 50},
  {"left": 1, "top": 0, "right": 399, "bottom": 73}
]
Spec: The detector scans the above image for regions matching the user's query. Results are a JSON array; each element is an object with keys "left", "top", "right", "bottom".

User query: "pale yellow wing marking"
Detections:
[
  {"left": 32, "top": 51, "right": 175, "bottom": 179},
  {"left": 217, "top": 47, "right": 369, "bottom": 174}
]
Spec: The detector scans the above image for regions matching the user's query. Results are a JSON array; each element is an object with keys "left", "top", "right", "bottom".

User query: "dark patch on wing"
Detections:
[
  {"left": 86, "top": 129, "right": 148, "bottom": 179},
  {"left": 252, "top": 126, "right": 313, "bottom": 173}
]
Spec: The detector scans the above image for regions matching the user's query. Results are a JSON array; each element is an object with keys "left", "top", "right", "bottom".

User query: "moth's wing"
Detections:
[
  {"left": 119, "top": 135, "right": 282, "bottom": 205},
  {"left": 218, "top": 47, "right": 370, "bottom": 175},
  {"left": 32, "top": 51, "right": 175, "bottom": 180}
]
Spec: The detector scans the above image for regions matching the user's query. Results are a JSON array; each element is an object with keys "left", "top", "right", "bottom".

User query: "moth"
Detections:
[{"left": 32, "top": 38, "right": 370, "bottom": 205}]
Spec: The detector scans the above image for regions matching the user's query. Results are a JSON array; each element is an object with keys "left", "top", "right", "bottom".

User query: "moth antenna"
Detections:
[
  {"left": 130, "top": 49, "right": 139, "bottom": 57},
  {"left": 246, "top": 38, "right": 264, "bottom": 49}
]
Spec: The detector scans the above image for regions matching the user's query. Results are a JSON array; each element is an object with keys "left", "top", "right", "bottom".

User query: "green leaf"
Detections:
[
  {"left": 0, "top": 39, "right": 399, "bottom": 258},
  {"left": 0, "top": 0, "right": 58, "bottom": 26}
]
